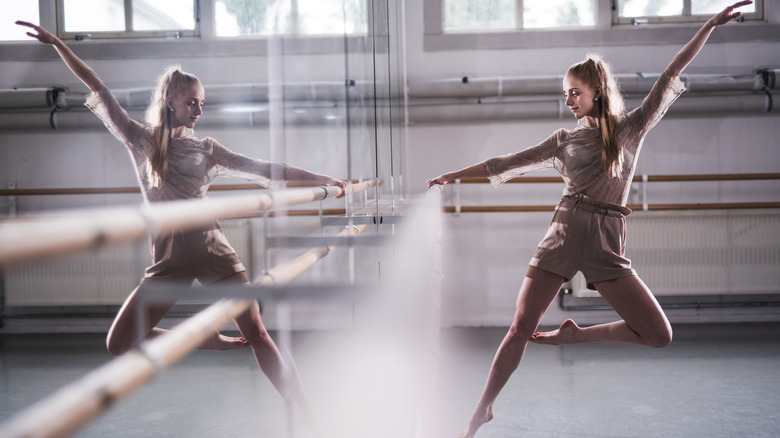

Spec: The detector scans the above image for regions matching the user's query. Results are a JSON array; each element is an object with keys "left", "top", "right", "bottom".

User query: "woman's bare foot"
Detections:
[
  {"left": 457, "top": 404, "right": 494, "bottom": 438},
  {"left": 198, "top": 331, "right": 248, "bottom": 351},
  {"left": 529, "top": 318, "right": 580, "bottom": 345}
]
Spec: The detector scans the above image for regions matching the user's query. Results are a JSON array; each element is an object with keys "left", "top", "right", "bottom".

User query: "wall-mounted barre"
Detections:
[
  {"left": 0, "top": 180, "right": 366, "bottom": 196},
  {"left": 445, "top": 173, "right": 780, "bottom": 213},
  {"left": 0, "top": 179, "right": 378, "bottom": 267}
]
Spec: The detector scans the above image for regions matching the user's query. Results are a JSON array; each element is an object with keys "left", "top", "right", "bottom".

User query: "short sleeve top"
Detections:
[
  {"left": 483, "top": 71, "right": 686, "bottom": 206},
  {"left": 85, "top": 87, "right": 276, "bottom": 204}
]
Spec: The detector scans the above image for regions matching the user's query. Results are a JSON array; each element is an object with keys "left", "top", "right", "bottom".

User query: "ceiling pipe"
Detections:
[
  {"left": 1, "top": 70, "right": 775, "bottom": 111},
  {"left": 405, "top": 94, "right": 771, "bottom": 124},
  {"left": 0, "top": 92, "right": 770, "bottom": 131},
  {"left": 0, "top": 87, "right": 68, "bottom": 109},
  {"left": 406, "top": 70, "right": 778, "bottom": 99},
  {"left": 0, "top": 104, "right": 365, "bottom": 131},
  {"left": 0, "top": 81, "right": 374, "bottom": 111},
  {"left": 0, "top": 71, "right": 775, "bottom": 130}
]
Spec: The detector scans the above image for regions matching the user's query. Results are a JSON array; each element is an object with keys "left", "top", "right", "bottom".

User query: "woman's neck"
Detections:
[
  {"left": 170, "top": 126, "right": 188, "bottom": 138},
  {"left": 582, "top": 115, "right": 600, "bottom": 128}
]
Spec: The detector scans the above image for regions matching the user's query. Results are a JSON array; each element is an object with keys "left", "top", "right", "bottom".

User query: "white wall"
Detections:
[
  {"left": 402, "top": 1, "right": 780, "bottom": 326},
  {"left": 1, "top": 1, "right": 779, "bottom": 328}
]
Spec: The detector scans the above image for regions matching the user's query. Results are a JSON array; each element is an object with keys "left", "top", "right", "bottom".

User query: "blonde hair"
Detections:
[
  {"left": 145, "top": 65, "right": 201, "bottom": 186},
  {"left": 567, "top": 55, "right": 625, "bottom": 177}
]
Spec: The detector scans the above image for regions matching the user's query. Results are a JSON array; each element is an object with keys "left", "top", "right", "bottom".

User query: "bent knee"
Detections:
[
  {"left": 508, "top": 319, "right": 536, "bottom": 342},
  {"left": 106, "top": 334, "right": 131, "bottom": 356},
  {"left": 241, "top": 324, "right": 273, "bottom": 346},
  {"left": 646, "top": 326, "right": 673, "bottom": 349}
]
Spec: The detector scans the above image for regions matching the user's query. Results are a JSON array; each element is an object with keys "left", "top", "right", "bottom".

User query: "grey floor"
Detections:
[{"left": 1, "top": 323, "right": 779, "bottom": 438}]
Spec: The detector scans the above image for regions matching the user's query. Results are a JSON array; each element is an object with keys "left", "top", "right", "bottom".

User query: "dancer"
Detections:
[
  {"left": 426, "top": 2, "right": 752, "bottom": 436},
  {"left": 17, "top": 20, "right": 347, "bottom": 428}
]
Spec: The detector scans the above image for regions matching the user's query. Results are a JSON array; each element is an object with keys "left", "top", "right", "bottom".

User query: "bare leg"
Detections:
[
  {"left": 106, "top": 283, "right": 175, "bottom": 355},
  {"left": 530, "top": 275, "right": 672, "bottom": 348},
  {"left": 220, "top": 272, "right": 319, "bottom": 432},
  {"left": 106, "top": 279, "right": 248, "bottom": 356},
  {"left": 458, "top": 267, "right": 565, "bottom": 438}
]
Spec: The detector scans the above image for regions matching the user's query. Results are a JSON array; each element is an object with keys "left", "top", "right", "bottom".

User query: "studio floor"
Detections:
[{"left": 1, "top": 323, "right": 779, "bottom": 438}]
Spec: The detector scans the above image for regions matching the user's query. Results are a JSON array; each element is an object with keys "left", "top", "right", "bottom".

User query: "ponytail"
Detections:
[
  {"left": 145, "top": 66, "right": 201, "bottom": 186},
  {"left": 567, "top": 55, "right": 625, "bottom": 177}
]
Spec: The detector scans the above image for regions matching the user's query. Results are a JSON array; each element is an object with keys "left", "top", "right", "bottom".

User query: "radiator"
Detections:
[
  {"left": 572, "top": 209, "right": 780, "bottom": 297},
  {"left": 3, "top": 221, "right": 250, "bottom": 307},
  {"left": 4, "top": 212, "right": 779, "bottom": 306}
]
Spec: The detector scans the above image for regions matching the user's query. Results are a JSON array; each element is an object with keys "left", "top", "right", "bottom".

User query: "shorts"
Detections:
[
  {"left": 530, "top": 194, "right": 636, "bottom": 289},
  {"left": 143, "top": 223, "right": 245, "bottom": 285}
]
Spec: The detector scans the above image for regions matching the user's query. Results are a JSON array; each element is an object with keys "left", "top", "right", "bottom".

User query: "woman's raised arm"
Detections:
[
  {"left": 16, "top": 20, "right": 105, "bottom": 93},
  {"left": 665, "top": 1, "right": 752, "bottom": 78}
]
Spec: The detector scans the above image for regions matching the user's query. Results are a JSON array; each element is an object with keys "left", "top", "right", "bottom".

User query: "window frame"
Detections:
[
  {"left": 0, "top": 0, "right": 374, "bottom": 61},
  {"left": 211, "top": 0, "right": 369, "bottom": 39},
  {"left": 442, "top": 0, "right": 598, "bottom": 34},
  {"left": 424, "top": 0, "right": 778, "bottom": 52},
  {"left": 55, "top": 0, "right": 201, "bottom": 41},
  {"left": 612, "top": 0, "right": 765, "bottom": 26}
]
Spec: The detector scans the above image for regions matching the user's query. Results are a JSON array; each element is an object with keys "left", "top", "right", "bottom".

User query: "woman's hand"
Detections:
[
  {"left": 324, "top": 178, "right": 349, "bottom": 199},
  {"left": 16, "top": 20, "right": 60, "bottom": 45},
  {"left": 708, "top": 1, "right": 753, "bottom": 27},
  {"left": 665, "top": 0, "right": 752, "bottom": 79},
  {"left": 15, "top": 20, "right": 105, "bottom": 92},
  {"left": 427, "top": 175, "right": 449, "bottom": 188}
]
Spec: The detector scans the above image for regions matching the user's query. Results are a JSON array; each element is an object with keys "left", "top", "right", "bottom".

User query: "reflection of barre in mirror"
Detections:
[
  {"left": 0, "top": 180, "right": 377, "bottom": 267},
  {"left": 0, "top": 221, "right": 370, "bottom": 438}
]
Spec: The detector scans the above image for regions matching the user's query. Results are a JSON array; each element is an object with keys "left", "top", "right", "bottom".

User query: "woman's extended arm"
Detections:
[
  {"left": 427, "top": 161, "right": 494, "bottom": 187},
  {"left": 280, "top": 164, "right": 349, "bottom": 196},
  {"left": 665, "top": 1, "right": 752, "bottom": 78},
  {"left": 16, "top": 21, "right": 104, "bottom": 92}
]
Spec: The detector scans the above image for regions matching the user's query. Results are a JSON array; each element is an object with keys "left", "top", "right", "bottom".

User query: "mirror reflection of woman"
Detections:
[
  {"left": 426, "top": 2, "right": 753, "bottom": 437},
  {"left": 17, "top": 20, "right": 347, "bottom": 430}
]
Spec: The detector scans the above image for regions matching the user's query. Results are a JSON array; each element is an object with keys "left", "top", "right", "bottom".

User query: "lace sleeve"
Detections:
[
  {"left": 483, "top": 130, "right": 560, "bottom": 187},
  {"left": 637, "top": 71, "right": 687, "bottom": 134},
  {"left": 84, "top": 87, "right": 150, "bottom": 156},
  {"left": 207, "top": 138, "right": 283, "bottom": 190}
]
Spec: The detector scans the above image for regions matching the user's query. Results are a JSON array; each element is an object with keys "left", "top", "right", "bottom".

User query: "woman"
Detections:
[
  {"left": 426, "top": 2, "right": 752, "bottom": 437},
  {"left": 17, "top": 20, "right": 347, "bottom": 428}
]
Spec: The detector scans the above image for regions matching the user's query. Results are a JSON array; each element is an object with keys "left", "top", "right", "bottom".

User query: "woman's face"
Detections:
[
  {"left": 167, "top": 82, "right": 205, "bottom": 130},
  {"left": 563, "top": 74, "right": 600, "bottom": 120}
]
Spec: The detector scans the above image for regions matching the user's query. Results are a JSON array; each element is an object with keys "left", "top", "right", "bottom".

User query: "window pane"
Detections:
[
  {"left": 692, "top": 0, "right": 755, "bottom": 15},
  {"left": 524, "top": 0, "right": 595, "bottom": 28},
  {"left": 215, "top": 0, "right": 274, "bottom": 36},
  {"left": 444, "top": 0, "right": 515, "bottom": 32},
  {"left": 1, "top": 1, "right": 39, "bottom": 41},
  {"left": 63, "top": 0, "right": 125, "bottom": 32},
  {"left": 298, "top": 0, "right": 367, "bottom": 35},
  {"left": 133, "top": 0, "right": 195, "bottom": 31},
  {"left": 618, "top": 0, "right": 683, "bottom": 17}
]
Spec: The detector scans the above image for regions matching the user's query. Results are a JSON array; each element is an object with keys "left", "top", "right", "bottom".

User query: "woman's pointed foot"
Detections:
[
  {"left": 198, "top": 331, "right": 249, "bottom": 351},
  {"left": 529, "top": 318, "right": 580, "bottom": 345},
  {"left": 456, "top": 404, "right": 493, "bottom": 438}
]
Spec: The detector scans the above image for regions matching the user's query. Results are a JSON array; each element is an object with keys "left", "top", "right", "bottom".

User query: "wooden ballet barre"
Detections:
[
  {"left": 0, "top": 179, "right": 378, "bottom": 267},
  {"left": 443, "top": 202, "right": 780, "bottom": 214},
  {"left": 0, "top": 224, "right": 367, "bottom": 438},
  {"left": 455, "top": 172, "right": 780, "bottom": 184},
  {"left": 0, "top": 180, "right": 365, "bottom": 197}
]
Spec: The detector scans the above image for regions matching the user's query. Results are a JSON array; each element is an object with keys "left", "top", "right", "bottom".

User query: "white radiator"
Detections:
[
  {"left": 572, "top": 209, "right": 780, "bottom": 297},
  {"left": 3, "top": 221, "right": 250, "bottom": 306},
  {"left": 4, "top": 212, "right": 779, "bottom": 305}
]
